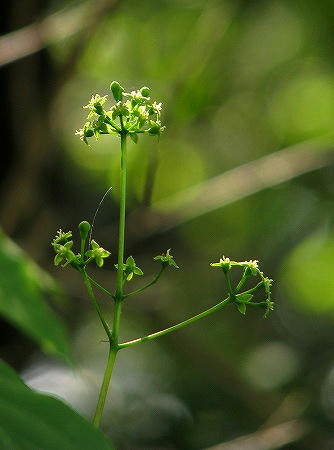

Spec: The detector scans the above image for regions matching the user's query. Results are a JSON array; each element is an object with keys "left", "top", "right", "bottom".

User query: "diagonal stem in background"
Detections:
[{"left": 127, "top": 136, "right": 334, "bottom": 240}]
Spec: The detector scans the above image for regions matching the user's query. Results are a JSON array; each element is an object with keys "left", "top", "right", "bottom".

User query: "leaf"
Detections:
[
  {"left": 0, "top": 360, "right": 113, "bottom": 450},
  {"left": 237, "top": 303, "right": 247, "bottom": 315},
  {"left": 133, "top": 267, "right": 143, "bottom": 275},
  {"left": 129, "top": 132, "right": 138, "bottom": 144},
  {"left": 235, "top": 293, "right": 253, "bottom": 303},
  {"left": 0, "top": 230, "right": 70, "bottom": 361}
]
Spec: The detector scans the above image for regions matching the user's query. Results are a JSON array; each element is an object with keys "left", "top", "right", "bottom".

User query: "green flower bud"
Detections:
[
  {"left": 79, "top": 221, "right": 91, "bottom": 241},
  {"left": 210, "top": 256, "right": 231, "bottom": 273},
  {"left": 140, "top": 86, "right": 150, "bottom": 97},
  {"left": 85, "top": 129, "right": 94, "bottom": 138},
  {"left": 110, "top": 81, "right": 124, "bottom": 102}
]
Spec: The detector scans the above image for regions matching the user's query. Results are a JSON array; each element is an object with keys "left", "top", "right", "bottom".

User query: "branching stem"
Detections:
[
  {"left": 86, "top": 275, "right": 114, "bottom": 298},
  {"left": 81, "top": 270, "right": 112, "bottom": 340},
  {"left": 119, "top": 296, "right": 232, "bottom": 349},
  {"left": 123, "top": 266, "right": 165, "bottom": 299}
]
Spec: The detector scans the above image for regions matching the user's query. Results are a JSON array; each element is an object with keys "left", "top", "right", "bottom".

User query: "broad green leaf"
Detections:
[
  {"left": 0, "top": 230, "right": 70, "bottom": 360},
  {"left": 0, "top": 360, "right": 113, "bottom": 450}
]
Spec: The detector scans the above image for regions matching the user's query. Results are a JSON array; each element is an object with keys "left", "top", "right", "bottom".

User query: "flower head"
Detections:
[
  {"left": 53, "top": 241, "right": 76, "bottom": 267},
  {"left": 83, "top": 94, "right": 108, "bottom": 116},
  {"left": 154, "top": 249, "right": 179, "bottom": 268},
  {"left": 115, "top": 256, "right": 144, "bottom": 281},
  {"left": 85, "top": 240, "right": 111, "bottom": 267},
  {"left": 210, "top": 256, "right": 231, "bottom": 273},
  {"left": 75, "top": 82, "right": 165, "bottom": 146}
]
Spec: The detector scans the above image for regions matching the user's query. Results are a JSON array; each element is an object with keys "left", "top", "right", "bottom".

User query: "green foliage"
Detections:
[
  {"left": 0, "top": 360, "right": 113, "bottom": 449},
  {"left": 0, "top": 230, "right": 70, "bottom": 360}
]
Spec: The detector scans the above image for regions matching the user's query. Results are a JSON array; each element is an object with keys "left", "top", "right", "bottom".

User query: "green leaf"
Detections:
[
  {"left": 126, "top": 256, "right": 135, "bottom": 268},
  {"left": 133, "top": 266, "right": 144, "bottom": 275},
  {"left": 129, "top": 132, "right": 138, "bottom": 144},
  {"left": 0, "top": 360, "right": 113, "bottom": 449},
  {"left": 0, "top": 230, "right": 70, "bottom": 361},
  {"left": 237, "top": 303, "right": 247, "bottom": 315},
  {"left": 235, "top": 293, "right": 253, "bottom": 303}
]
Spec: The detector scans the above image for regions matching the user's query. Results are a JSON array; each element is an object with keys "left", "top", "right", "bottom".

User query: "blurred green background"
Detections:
[{"left": 1, "top": 0, "right": 334, "bottom": 448}]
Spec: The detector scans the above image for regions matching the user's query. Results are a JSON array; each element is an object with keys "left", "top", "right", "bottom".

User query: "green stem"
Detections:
[
  {"left": 113, "top": 129, "right": 127, "bottom": 341},
  {"left": 80, "top": 239, "right": 85, "bottom": 263},
  {"left": 241, "top": 281, "right": 264, "bottom": 295},
  {"left": 93, "top": 344, "right": 117, "bottom": 427},
  {"left": 115, "top": 131, "right": 127, "bottom": 301},
  {"left": 243, "top": 301, "right": 267, "bottom": 306},
  {"left": 224, "top": 271, "right": 234, "bottom": 296},
  {"left": 81, "top": 270, "right": 112, "bottom": 340},
  {"left": 119, "top": 296, "right": 232, "bottom": 349},
  {"left": 86, "top": 275, "right": 114, "bottom": 298},
  {"left": 123, "top": 266, "right": 165, "bottom": 299},
  {"left": 235, "top": 268, "right": 250, "bottom": 293},
  {"left": 92, "top": 127, "right": 127, "bottom": 428}
]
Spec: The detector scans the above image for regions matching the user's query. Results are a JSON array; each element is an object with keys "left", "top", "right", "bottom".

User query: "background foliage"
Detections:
[{"left": 1, "top": 0, "right": 334, "bottom": 448}]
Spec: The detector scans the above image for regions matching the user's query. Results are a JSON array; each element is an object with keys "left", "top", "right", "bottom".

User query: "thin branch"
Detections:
[
  {"left": 119, "top": 296, "right": 231, "bottom": 349},
  {"left": 86, "top": 275, "right": 114, "bottom": 298},
  {"left": 81, "top": 271, "right": 113, "bottom": 340},
  {"left": 123, "top": 266, "right": 165, "bottom": 299}
]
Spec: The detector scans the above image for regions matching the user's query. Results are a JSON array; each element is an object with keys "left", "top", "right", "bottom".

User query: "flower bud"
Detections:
[
  {"left": 140, "top": 86, "right": 150, "bottom": 97},
  {"left": 110, "top": 81, "right": 124, "bottom": 102},
  {"left": 85, "top": 129, "right": 94, "bottom": 138},
  {"left": 79, "top": 221, "right": 91, "bottom": 241}
]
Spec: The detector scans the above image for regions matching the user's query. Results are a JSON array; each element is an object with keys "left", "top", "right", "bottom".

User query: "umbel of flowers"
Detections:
[{"left": 75, "top": 81, "right": 164, "bottom": 145}]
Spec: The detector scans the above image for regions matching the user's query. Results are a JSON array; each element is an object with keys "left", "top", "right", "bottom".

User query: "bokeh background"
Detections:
[{"left": 1, "top": 0, "right": 334, "bottom": 448}]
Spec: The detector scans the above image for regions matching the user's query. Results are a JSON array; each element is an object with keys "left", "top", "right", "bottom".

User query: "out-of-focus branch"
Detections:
[
  {"left": 206, "top": 419, "right": 309, "bottom": 450},
  {"left": 0, "top": 0, "right": 118, "bottom": 68},
  {"left": 127, "top": 137, "right": 334, "bottom": 240}
]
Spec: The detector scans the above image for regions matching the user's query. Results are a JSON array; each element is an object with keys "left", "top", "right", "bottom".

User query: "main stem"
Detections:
[
  {"left": 93, "top": 344, "right": 117, "bottom": 427},
  {"left": 93, "top": 129, "right": 127, "bottom": 428},
  {"left": 113, "top": 131, "right": 127, "bottom": 338}
]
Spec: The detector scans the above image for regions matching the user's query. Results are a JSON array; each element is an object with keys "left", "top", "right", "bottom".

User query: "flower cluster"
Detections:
[
  {"left": 154, "top": 249, "right": 179, "bottom": 269},
  {"left": 52, "top": 230, "right": 76, "bottom": 268},
  {"left": 52, "top": 223, "right": 111, "bottom": 269},
  {"left": 115, "top": 256, "right": 144, "bottom": 281},
  {"left": 86, "top": 240, "right": 111, "bottom": 268},
  {"left": 75, "top": 81, "right": 165, "bottom": 145},
  {"left": 210, "top": 256, "right": 274, "bottom": 317}
]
